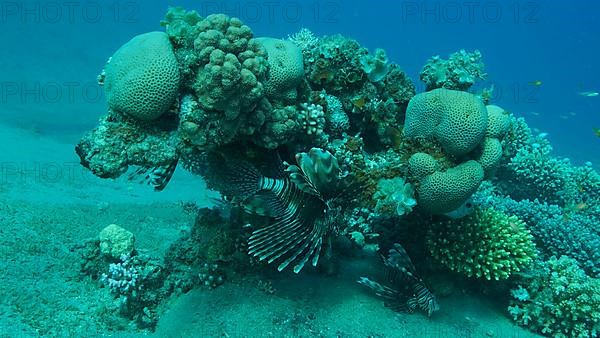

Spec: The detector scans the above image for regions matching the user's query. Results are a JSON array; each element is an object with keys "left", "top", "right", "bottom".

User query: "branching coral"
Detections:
[
  {"left": 474, "top": 184, "right": 600, "bottom": 278},
  {"left": 509, "top": 256, "right": 600, "bottom": 338},
  {"left": 427, "top": 208, "right": 537, "bottom": 280}
]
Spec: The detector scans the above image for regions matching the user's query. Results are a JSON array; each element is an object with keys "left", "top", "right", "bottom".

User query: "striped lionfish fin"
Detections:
[
  {"left": 128, "top": 158, "right": 179, "bottom": 191},
  {"left": 386, "top": 244, "right": 440, "bottom": 316},
  {"left": 285, "top": 162, "right": 321, "bottom": 196},
  {"left": 384, "top": 243, "right": 420, "bottom": 284},
  {"left": 248, "top": 178, "right": 327, "bottom": 273},
  {"left": 358, "top": 277, "right": 400, "bottom": 300},
  {"left": 358, "top": 278, "right": 418, "bottom": 314},
  {"left": 412, "top": 282, "right": 439, "bottom": 316},
  {"left": 248, "top": 207, "right": 326, "bottom": 273},
  {"left": 202, "top": 153, "right": 263, "bottom": 201}
]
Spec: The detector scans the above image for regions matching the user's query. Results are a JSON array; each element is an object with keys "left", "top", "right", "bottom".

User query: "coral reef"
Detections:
[
  {"left": 99, "top": 224, "right": 136, "bottom": 260},
  {"left": 257, "top": 37, "right": 305, "bottom": 104},
  {"left": 75, "top": 111, "right": 179, "bottom": 181},
  {"left": 73, "top": 6, "right": 600, "bottom": 338},
  {"left": 416, "top": 160, "right": 484, "bottom": 214}
]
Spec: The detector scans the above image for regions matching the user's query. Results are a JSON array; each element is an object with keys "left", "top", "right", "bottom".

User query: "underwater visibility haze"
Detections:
[{"left": 1, "top": 1, "right": 599, "bottom": 337}]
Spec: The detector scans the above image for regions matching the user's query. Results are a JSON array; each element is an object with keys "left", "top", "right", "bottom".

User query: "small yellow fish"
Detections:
[
  {"left": 594, "top": 127, "right": 600, "bottom": 137},
  {"left": 579, "top": 91, "right": 599, "bottom": 97},
  {"left": 528, "top": 80, "right": 543, "bottom": 87}
]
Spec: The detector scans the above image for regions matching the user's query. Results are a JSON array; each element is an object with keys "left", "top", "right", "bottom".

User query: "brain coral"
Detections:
[
  {"left": 427, "top": 208, "right": 536, "bottom": 280},
  {"left": 104, "top": 31, "right": 180, "bottom": 121},
  {"left": 485, "top": 104, "right": 510, "bottom": 138},
  {"left": 477, "top": 137, "right": 503, "bottom": 176},
  {"left": 408, "top": 152, "right": 439, "bottom": 180},
  {"left": 416, "top": 160, "right": 484, "bottom": 214},
  {"left": 403, "top": 88, "right": 488, "bottom": 157},
  {"left": 256, "top": 37, "right": 304, "bottom": 104}
]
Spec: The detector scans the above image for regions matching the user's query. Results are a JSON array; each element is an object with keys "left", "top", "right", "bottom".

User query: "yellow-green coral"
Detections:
[{"left": 427, "top": 208, "right": 536, "bottom": 280}]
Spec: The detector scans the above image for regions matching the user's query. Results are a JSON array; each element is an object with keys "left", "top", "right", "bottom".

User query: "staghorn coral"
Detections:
[
  {"left": 427, "top": 208, "right": 537, "bottom": 280},
  {"left": 288, "top": 28, "right": 319, "bottom": 56},
  {"left": 473, "top": 183, "right": 600, "bottom": 277}
]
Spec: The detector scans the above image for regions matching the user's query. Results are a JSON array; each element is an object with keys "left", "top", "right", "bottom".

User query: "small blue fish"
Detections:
[{"left": 578, "top": 91, "right": 599, "bottom": 97}]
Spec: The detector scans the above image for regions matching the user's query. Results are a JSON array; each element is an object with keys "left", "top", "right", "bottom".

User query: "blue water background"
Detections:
[{"left": 1, "top": 0, "right": 598, "bottom": 166}]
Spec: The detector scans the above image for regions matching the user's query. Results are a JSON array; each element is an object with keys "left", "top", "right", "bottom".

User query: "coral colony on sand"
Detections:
[{"left": 75, "top": 6, "right": 600, "bottom": 336}]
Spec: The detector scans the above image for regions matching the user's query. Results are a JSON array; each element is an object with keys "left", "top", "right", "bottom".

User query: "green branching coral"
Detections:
[
  {"left": 509, "top": 256, "right": 600, "bottom": 338},
  {"left": 427, "top": 208, "right": 537, "bottom": 280}
]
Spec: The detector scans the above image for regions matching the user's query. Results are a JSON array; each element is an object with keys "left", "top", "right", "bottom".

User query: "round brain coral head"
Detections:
[
  {"left": 427, "top": 208, "right": 536, "bottom": 280},
  {"left": 256, "top": 37, "right": 305, "bottom": 105},
  {"left": 403, "top": 88, "right": 488, "bottom": 157},
  {"left": 103, "top": 31, "right": 181, "bottom": 121}
]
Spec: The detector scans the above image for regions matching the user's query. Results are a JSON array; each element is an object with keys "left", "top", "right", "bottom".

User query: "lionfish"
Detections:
[
  {"left": 359, "top": 243, "right": 439, "bottom": 317},
  {"left": 202, "top": 148, "right": 346, "bottom": 273}
]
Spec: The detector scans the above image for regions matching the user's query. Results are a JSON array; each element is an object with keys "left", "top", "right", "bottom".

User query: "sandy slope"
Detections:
[{"left": 0, "top": 124, "right": 540, "bottom": 337}]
